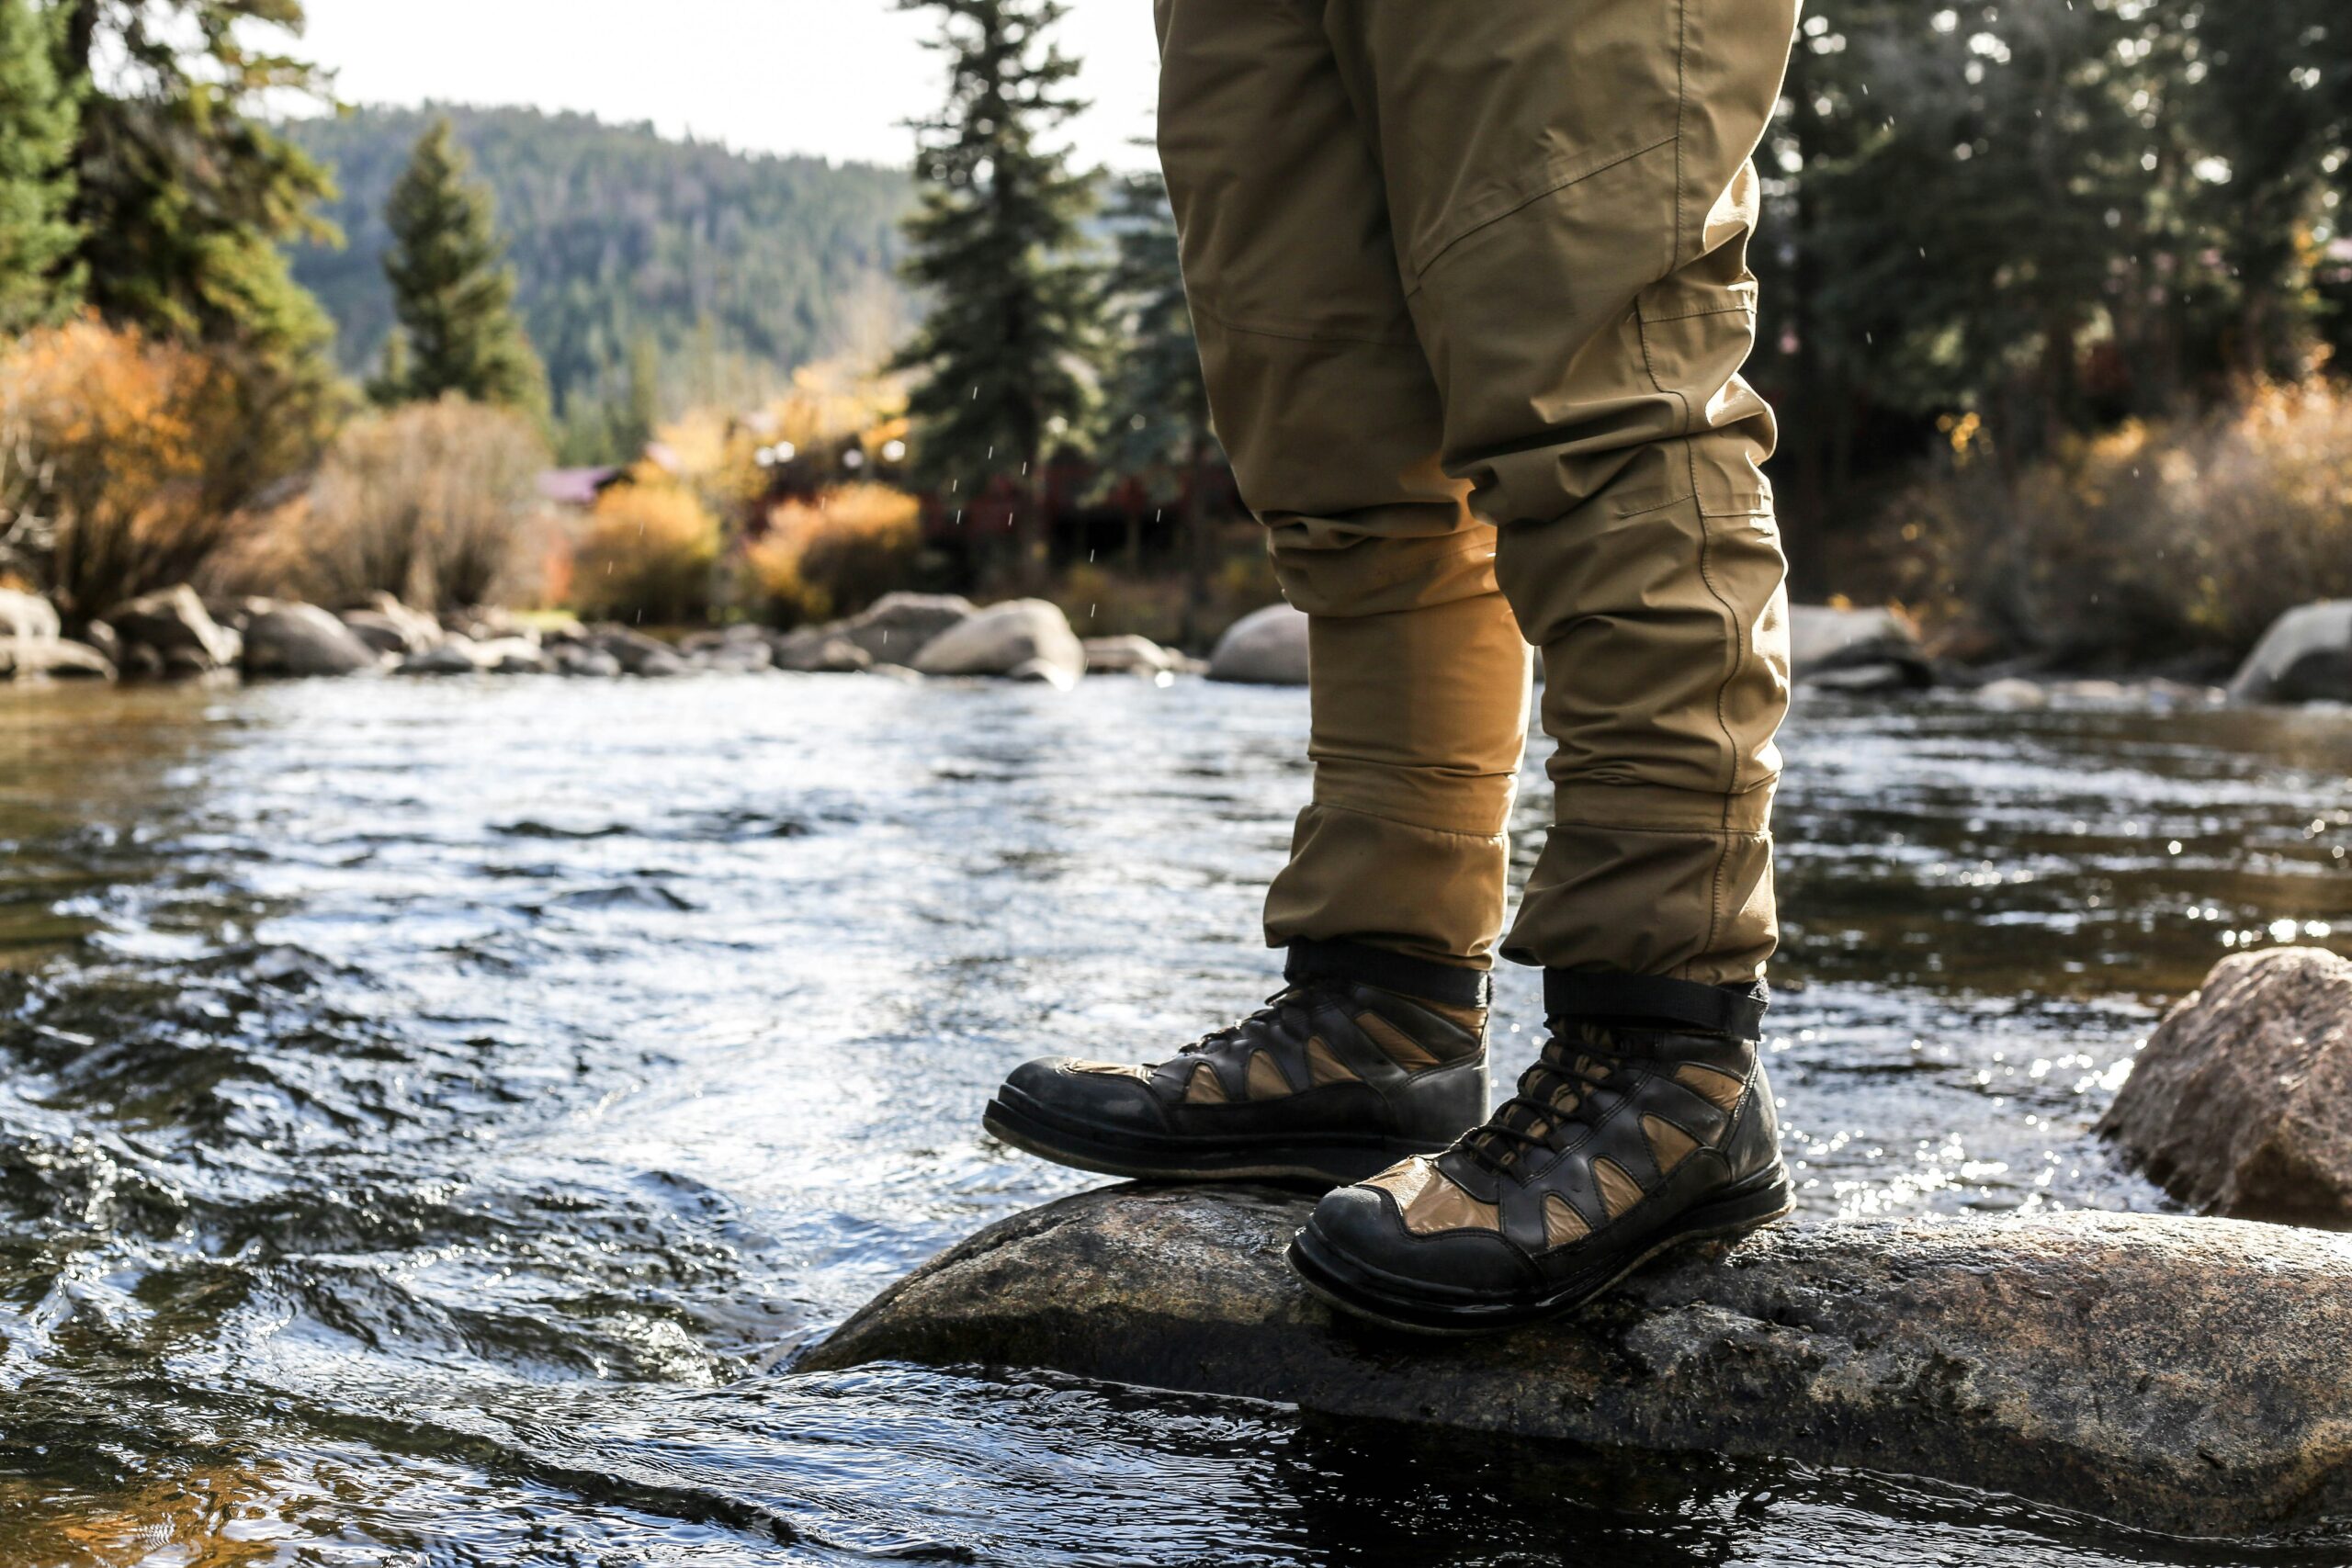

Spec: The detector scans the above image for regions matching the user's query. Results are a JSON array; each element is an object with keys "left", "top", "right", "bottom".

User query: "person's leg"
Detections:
[
  {"left": 1156, "top": 0, "right": 1532, "bottom": 975},
  {"left": 981, "top": 0, "right": 1525, "bottom": 1184},
  {"left": 1289, "top": 0, "right": 1804, "bottom": 1330}
]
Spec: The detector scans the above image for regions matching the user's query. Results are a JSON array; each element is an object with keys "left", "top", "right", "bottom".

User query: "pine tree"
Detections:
[
  {"left": 52, "top": 0, "right": 343, "bottom": 498},
  {"left": 1096, "top": 167, "right": 1217, "bottom": 645},
  {"left": 381, "top": 116, "right": 548, "bottom": 414},
  {"left": 893, "top": 0, "right": 1102, "bottom": 584},
  {"left": 0, "top": 0, "right": 80, "bottom": 332}
]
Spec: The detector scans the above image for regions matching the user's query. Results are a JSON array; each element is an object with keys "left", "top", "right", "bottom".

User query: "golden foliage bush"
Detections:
[
  {"left": 1889, "top": 381, "right": 2352, "bottom": 661},
  {"left": 742, "top": 482, "right": 919, "bottom": 625},
  {"left": 268, "top": 398, "right": 551, "bottom": 612},
  {"left": 0, "top": 317, "right": 289, "bottom": 623},
  {"left": 571, "top": 482, "right": 721, "bottom": 624}
]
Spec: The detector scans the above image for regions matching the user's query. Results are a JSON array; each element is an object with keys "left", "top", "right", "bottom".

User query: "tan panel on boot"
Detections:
[
  {"left": 1593, "top": 1157, "right": 1645, "bottom": 1220},
  {"left": 1067, "top": 1061, "right": 1152, "bottom": 1082},
  {"left": 1182, "top": 1064, "right": 1229, "bottom": 1105},
  {"left": 1306, "top": 1036, "right": 1359, "bottom": 1087},
  {"left": 1366, "top": 1156, "right": 1499, "bottom": 1235},
  {"left": 1675, "top": 1063, "right": 1746, "bottom": 1112},
  {"left": 1246, "top": 1051, "right": 1294, "bottom": 1100},
  {"left": 1543, "top": 1193, "right": 1592, "bottom": 1248},
  {"left": 1643, "top": 1113, "right": 1702, "bottom": 1171},
  {"left": 1353, "top": 1011, "right": 1438, "bottom": 1072}
]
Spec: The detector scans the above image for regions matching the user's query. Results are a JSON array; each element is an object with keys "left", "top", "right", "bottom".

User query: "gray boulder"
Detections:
[
  {"left": 552, "top": 643, "right": 622, "bottom": 678},
  {"left": 394, "top": 638, "right": 482, "bottom": 676},
  {"left": 241, "top": 602, "right": 379, "bottom": 677},
  {"left": 1206, "top": 602, "right": 1310, "bottom": 685},
  {"left": 2228, "top": 601, "right": 2352, "bottom": 704},
  {"left": 681, "top": 626, "right": 775, "bottom": 671},
  {"left": 337, "top": 593, "right": 443, "bottom": 656},
  {"left": 1788, "top": 604, "right": 1930, "bottom": 686},
  {"left": 1083, "top": 633, "right": 1184, "bottom": 676},
  {"left": 832, "top": 592, "right": 976, "bottom": 663},
  {"left": 585, "top": 624, "right": 679, "bottom": 676},
  {"left": 0, "top": 637, "right": 115, "bottom": 681},
  {"left": 0, "top": 587, "right": 60, "bottom": 642},
  {"left": 470, "top": 636, "right": 554, "bottom": 674},
  {"left": 100, "top": 584, "right": 241, "bottom": 673},
  {"left": 910, "top": 598, "right": 1084, "bottom": 682},
  {"left": 771, "top": 626, "right": 874, "bottom": 672},
  {"left": 806, "top": 1185, "right": 2352, "bottom": 1538},
  {"left": 2099, "top": 947, "right": 2352, "bottom": 1225}
]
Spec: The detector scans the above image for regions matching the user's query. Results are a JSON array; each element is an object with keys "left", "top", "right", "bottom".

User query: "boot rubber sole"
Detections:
[
  {"left": 1286, "top": 1165, "right": 1795, "bottom": 1337},
  {"left": 983, "top": 1085, "right": 1450, "bottom": 1189}
]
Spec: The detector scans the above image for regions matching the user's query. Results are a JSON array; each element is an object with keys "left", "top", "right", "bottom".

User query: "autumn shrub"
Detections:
[
  {"left": 265, "top": 397, "right": 552, "bottom": 612},
  {"left": 571, "top": 482, "right": 722, "bottom": 623},
  {"left": 1887, "top": 381, "right": 2352, "bottom": 663},
  {"left": 741, "top": 482, "right": 920, "bottom": 625},
  {"left": 0, "top": 317, "right": 298, "bottom": 625}
]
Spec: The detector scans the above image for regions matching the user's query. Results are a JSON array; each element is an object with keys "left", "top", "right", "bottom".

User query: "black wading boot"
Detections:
[
  {"left": 1288, "top": 971, "right": 1792, "bottom": 1334},
  {"left": 982, "top": 938, "right": 1490, "bottom": 1188}
]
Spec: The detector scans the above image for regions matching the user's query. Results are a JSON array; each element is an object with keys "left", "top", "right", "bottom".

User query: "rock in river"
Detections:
[
  {"left": 2099, "top": 946, "right": 2352, "bottom": 1225},
  {"left": 2228, "top": 600, "right": 2352, "bottom": 705},
  {"left": 1206, "top": 602, "right": 1309, "bottom": 684},
  {"left": 241, "top": 602, "right": 380, "bottom": 677},
  {"left": 100, "top": 584, "right": 241, "bottom": 673},
  {"left": 805, "top": 1183, "right": 2352, "bottom": 1537},
  {"left": 911, "top": 598, "right": 1084, "bottom": 682}
]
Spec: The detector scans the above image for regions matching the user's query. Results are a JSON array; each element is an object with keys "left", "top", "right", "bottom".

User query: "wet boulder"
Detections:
[
  {"left": 469, "top": 637, "right": 554, "bottom": 674},
  {"left": 832, "top": 592, "right": 976, "bottom": 663},
  {"left": 586, "top": 624, "right": 683, "bottom": 676},
  {"left": 1788, "top": 604, "right": 1929, "bottom": 687},
  {"left": 1084, "top": 634, "right": 1186, "bottom": 676},
  {"left": 0, "top": 587, "right": 60, "bottom": 643},
  {"left": 806, "top": 1185, "right": 2352, "bottom": 1538},
  {"left": 551, "top": 642, "right": 623, "bottom": 678},
  {"left": 679, "top": 626, "right": 775, "bottom": 671},
  {"left": 1206, "top": 602, "right": 1309, "bottom": 685},
  {"left": 241, "top": 602, "right": 379, "bottom": 677},
  {"left": 100, "top": 584, "right": 241, "bottom": 673},
  {"left": 911, "top": 598, "right": 1084, "bottom": 682},
  {"left": 394, "top": 639, "right": 482, "bottom": 676},
  {"left": 772, "top": 628, "right": 873, "bottom": 673},
  {"left": 0, "top": 637, "right": 115, "bottom": 681},
  {"left": 2098, "top": 947, "right": 2352, "bottom": 1225},
  {"left": 2228, "top": 601, "right": 2352, "bottom": 705},
  {"left": 337, "top": 593, "right": 443, "bottom": 656}
]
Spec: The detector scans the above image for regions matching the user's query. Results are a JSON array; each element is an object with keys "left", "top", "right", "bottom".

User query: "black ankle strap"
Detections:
[
  {"left": 1285, "top": 938, "right": 1490, "bottom": 1008},
  {"left": 1544, "top": 970, "right": 1768, "bottom": 1038}
]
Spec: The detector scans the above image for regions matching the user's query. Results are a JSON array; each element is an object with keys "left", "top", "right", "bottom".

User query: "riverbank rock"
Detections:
[
  {"left": 337, "top": 594, "right": 443, "bottom": 656},
  {"left": 394, "top": 640, "right": 481, "bottom": 676},
  {"left": 834, "top": 592, "right": 976, "bottom": 663},
  {"left": 0, "top": 588, "right": 61, "bottom": 643},
  {"left": 806, "top": 1185, "right": 2352, "bottom": 1537},
  {"left": 1083, "top": 634, "right": 1185, "bottom": 676},
  {"left": 1788, "top": 604, "right": 1930, "bottom": 689},
  {"left": 911, "top": 598, "right": 1084, "bottom": 682},
  {"left": 1206, "top": 603, "right": 1309, "bottom": 685},
  {"left": 585, "top": 625, "right": 684, "bottom": 677},
  {"left": 2098, "top": 947, "right": 2352, "bottom": 1226},
  {"left": 0, "top": 637, "right": 115, "bottom": 681},
  {"left": 241, "top": 603, "right": 379, "bottom": 677},
  {"left": 100, "top": 585, "right": 241, "bottom": 674},
  {"left": 2228, "top": 601, "right": 2352, "bottom": 704},
  {"left": 772, "top": 628, "right": 873, "bottom": 673},
  {"left": 679, "top": 626, "right": 774, "bottom": 671}
]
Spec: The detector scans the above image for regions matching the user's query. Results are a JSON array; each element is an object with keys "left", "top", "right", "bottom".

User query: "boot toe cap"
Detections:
[
  {"left": 1305, "top": 1181, "right": 1539, "bottom": 1300},
  {"left": 999, "top": 1055, "right": 1172, "bottom": 1136}
]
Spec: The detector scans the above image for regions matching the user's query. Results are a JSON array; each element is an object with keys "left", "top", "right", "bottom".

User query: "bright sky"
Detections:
[{"left": 297, "top": 0, "right": 1163, "bottom": 171}]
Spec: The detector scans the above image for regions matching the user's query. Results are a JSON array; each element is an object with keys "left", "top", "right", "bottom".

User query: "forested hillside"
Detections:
[{"left": 285, "top": 106, "right": 913, "bottom": 448}]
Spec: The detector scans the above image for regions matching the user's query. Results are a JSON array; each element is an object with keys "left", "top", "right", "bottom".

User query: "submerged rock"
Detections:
[
  {"left": 1206, "top": 602, "right": 1309, "bottom": 684},
  {"left": 2099, "top": 947, "right": 2352, "bottom": 1226},
  {"left": 806, "top": 1184, "right": 2352, "bottom": 1537},
  {"left": 911, "top": 598, "right": 1084, "bottom": 682}
]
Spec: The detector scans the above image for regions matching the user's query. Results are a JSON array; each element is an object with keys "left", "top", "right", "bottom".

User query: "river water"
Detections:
[{"left": 2, "top": 673, "right": 2348, "bottom": 1566}]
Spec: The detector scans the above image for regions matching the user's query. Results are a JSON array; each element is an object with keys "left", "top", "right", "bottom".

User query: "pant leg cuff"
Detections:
[{"left": 1287, "top": 937, "right": 1492, "bottom": 1007}]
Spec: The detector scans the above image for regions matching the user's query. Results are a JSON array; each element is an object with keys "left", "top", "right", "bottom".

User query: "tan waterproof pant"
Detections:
[{"left": 1158, "top": 0, "right": 1799, "bottom": 984}]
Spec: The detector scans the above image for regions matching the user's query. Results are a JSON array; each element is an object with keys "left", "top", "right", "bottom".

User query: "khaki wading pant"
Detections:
[{"left": 1157, "top": 0, "right": 1799, "bottom": 984}]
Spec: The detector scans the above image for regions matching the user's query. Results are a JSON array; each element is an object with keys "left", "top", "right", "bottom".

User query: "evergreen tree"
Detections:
[
  {"left": 1096, "top": 167, "right": 1217, "bottom": 644},
  {"left": 893, "top": 0, "right": 1102, "bottom": 584},
  {"left": 380, "top": 116, "right": 547, "bottom": 414},
  {"left": 51, "top": 0, "right": 343, "bottom": 498},
  {"left": 0, "top": 0, "right": 79, "bottom": 332}
]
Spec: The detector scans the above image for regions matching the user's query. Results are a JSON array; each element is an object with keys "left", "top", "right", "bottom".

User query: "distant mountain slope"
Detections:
[{"left": 284, "top": 105, "right": 914, "bottom": 426}]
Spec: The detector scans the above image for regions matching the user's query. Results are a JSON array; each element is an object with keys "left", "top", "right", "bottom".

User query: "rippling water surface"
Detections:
[{"left": 3, "top": 673, "right": 2350, "bottom": 1565}]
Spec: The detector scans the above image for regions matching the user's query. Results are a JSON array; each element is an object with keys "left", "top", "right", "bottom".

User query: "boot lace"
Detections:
[
  {"left": 1460, "top": 1022, "right": 1622, "bottom": 1177},
  {"left": 1174, "top": 985, "right": 1318, "bottom": 1062}
]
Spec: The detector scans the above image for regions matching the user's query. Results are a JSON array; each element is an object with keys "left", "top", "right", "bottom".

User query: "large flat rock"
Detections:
[{"left": 804, "top": 1185, "right": 2352, "bottom": 1537}]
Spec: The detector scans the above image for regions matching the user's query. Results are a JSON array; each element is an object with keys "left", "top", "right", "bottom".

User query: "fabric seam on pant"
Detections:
[
  {"left": 1192, "top": 296, "right": 1421, "bottom": 350},
  {"left": 1402, "top": 133, "right": 1678, "bottom": 294}
]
